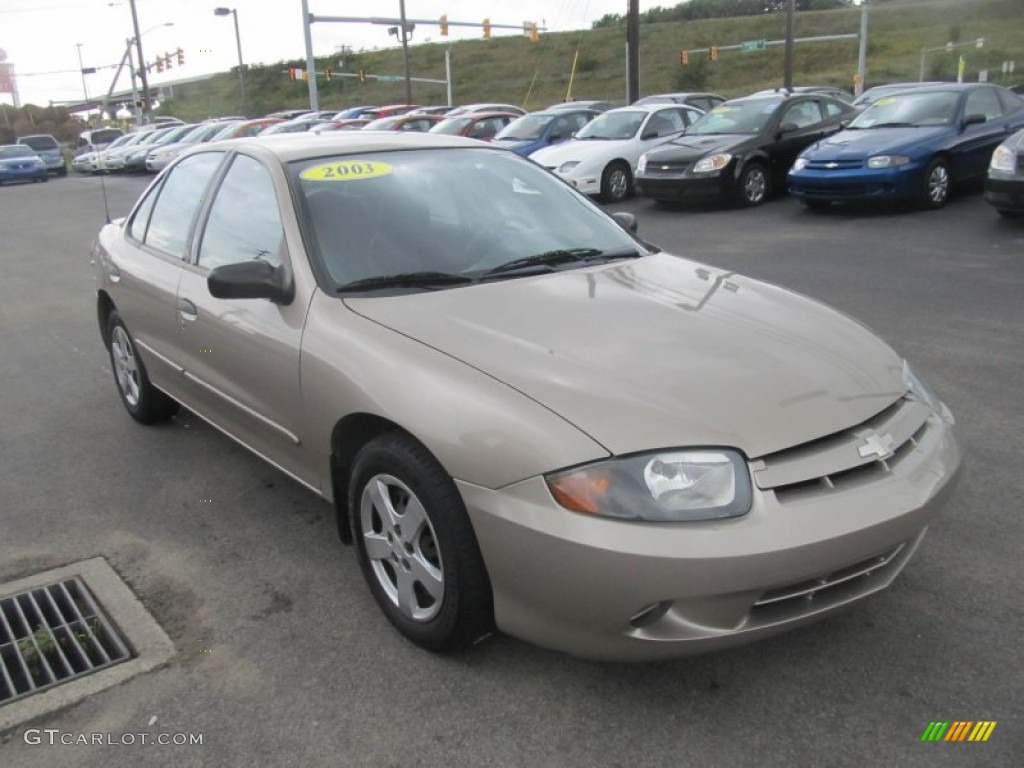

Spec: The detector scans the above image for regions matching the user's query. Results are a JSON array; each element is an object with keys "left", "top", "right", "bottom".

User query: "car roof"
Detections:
[{"left": 219, "top": 131, "right": 489, "bottom": 163}]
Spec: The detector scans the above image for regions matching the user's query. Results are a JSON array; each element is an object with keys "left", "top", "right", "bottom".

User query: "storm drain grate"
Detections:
[{"left": 0, "top": 577, "right": 133, "bottom": 705}]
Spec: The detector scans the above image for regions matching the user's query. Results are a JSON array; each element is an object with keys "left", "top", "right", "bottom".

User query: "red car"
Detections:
[
  {"left": 361, "top": 104, "right": 422, "bottom": 119},
  {"left": 362, "top": 114, "right": 444, "bottom": 132},
  {"left": 427, "top": 111, "right": 520, "bottom": 141},
  {"left": 311, "top": 119, "right": 373, "bottom": 133}
]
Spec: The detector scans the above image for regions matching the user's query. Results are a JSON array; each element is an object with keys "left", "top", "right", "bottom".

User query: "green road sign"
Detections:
[{"left": 741, "top": 39, "right": 766, "bottom": 52}]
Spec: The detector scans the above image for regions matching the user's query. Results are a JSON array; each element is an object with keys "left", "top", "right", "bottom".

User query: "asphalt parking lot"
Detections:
[{"left": 1, "top": 172, "right": 1021, "bottom": 766}]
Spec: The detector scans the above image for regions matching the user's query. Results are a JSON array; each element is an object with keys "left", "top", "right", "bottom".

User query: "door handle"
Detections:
[{"left": 178, "top": 298, "right": 198, "bottom": 321}]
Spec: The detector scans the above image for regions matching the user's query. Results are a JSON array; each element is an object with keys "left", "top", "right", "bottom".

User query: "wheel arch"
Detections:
[
  {"left": 330, "top": 412, "right": 425, "bottom": 545},
  {"left": 97, "top": 289, "right": 116, "bottom": 342}
]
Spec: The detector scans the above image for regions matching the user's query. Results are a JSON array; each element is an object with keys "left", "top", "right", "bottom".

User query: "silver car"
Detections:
[{"left": 92, "top": 133, "right": 961, "bottom": 660}]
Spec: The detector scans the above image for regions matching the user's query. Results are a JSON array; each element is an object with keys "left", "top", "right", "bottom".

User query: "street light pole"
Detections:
[
  {"left": 215, "top": 8, "right": 248, "bottom": 115},
  {"left": 127, "top": 0, "right": 152, "bottom": 122},
  {"left": 783, "top": 0, "right": 796, "bottom": 90},
  {"left": 856, "top": 1, "right": 869, "bottom": 97}
]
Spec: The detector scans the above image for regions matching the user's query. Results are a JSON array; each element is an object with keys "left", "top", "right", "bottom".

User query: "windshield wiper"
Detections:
[
  {"left": 868, "top": 121, "right": 916, "bottom": 128},
  {"left": 481, "top": 248, "right": 640, "bottom": 278},
  {"left": 337, "top": 271, "right": 474, "bottom": 292}
]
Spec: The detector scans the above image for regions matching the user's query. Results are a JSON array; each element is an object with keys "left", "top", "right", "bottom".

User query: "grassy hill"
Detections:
[{"left": 158, "top": 0, "right": 1024, "bottom": 119}]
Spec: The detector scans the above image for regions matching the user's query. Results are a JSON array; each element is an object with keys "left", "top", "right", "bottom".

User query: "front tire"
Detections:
[
  {"left": 600, "top": 161, "right": 631, "bottom": 203},
  {"left": 738, "top": 162, "right": 770, "bottom": 206},
  {"left": 350, "top": 433, "right": 492, "bottom": 652},
  {"left": 921, "top": 158, "right": 951, "bottom": 209},
  {"left": 105, "top": 310, "right": 178, "bottom": 424}
]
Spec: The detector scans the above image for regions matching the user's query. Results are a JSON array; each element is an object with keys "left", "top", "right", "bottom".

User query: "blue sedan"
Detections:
[
  {"left": 492, "top": 109, "right": 598, "bottom": 157},
  {"left": 0, "top": 144, "right": 48, "bottom": 184},
  {"left": 788, "top": 84, "right": 1024, "bottom": 209}
]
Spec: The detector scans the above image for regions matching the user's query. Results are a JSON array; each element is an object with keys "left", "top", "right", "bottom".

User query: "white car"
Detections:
[{"left": 531, "top": 104, "right": 703, "bottom": 202}]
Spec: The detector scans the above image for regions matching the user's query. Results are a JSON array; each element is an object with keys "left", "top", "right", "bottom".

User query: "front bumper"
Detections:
[
  {"left": 548, "top": 166, "right": 601, "bottom": 196},
  {"left": 0, "top": 165, "right": 48, "bottom": 182},
  {"left": 458, "top": 414, "right": 960, "bottom": 661},
  {"left": 984, "top": 175, "right": 1024, "bottom": 212},
  {"left": 788, "top": 163, "right": 924, "bottom": 203},
  {"left": 636, "top": 172, "right": 733, "bottom": 202}
]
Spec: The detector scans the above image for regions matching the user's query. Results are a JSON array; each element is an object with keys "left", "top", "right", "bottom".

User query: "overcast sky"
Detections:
[{"left": 0, "top": 1, "right": 676, "bottom": 107}]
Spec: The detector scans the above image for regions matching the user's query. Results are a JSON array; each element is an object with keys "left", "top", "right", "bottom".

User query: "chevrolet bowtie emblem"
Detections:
[
  {"left": 858, "top": 431, "right": 896, "bottom": 460},
  {"left": 826, "top": 162, "right": 839, "bottom": 169}
]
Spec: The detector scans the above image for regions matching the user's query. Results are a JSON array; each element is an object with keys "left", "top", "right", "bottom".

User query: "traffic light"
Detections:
[
  {"left": 680, "top": 49, "right": 689, "bottom": 66},
  {"left": 709, "top": 45, "right": 718, "bottom": 61},
  {"left": 155, "top": 58, "right": 164, "bottom": 73},
  {"left": 528, "top": 21, "right": 539, "bottom": 43},
  {"left": 483, "top": 18, "right": 491, "bottom": 39},
  {"left": 358, "top": 70, "right": 366, "bottom": 82},
  {"left": 440, "top": 14, "right": 448, "bottom": 36},
  {"left": 176, "top": 47, "right": 184, "bottom": 66},
  {"left": 289, "top": 67, "right": 303, "bottom": 81},
  {"left": 324, "top": 67, "right": 332, "bottom": 81},
  {"left": 164, "top": 52, "right": 173, "bottom": 70}
]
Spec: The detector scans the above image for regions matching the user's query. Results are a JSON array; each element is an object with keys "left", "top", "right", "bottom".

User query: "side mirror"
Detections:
[
  {"left": 641, "top": 130, "right": 659, "bottom": 140},
  {"left": 611, "top": 211, "right": 638, "bottom": 234},
  {"left": 839, "top": 117, "right": 852, "bottom": 128},
  {"left": 962, "top": 113, "right": 986, "bottom": 128},
  {"left": 208, "top": 260, "right": 293, "bottom": 304},
  {"left": 777, "top": 122, "right": 799, "bottom": 137},
  {"left": 549, "top": 133, "right": 566, "bottom": 142}
]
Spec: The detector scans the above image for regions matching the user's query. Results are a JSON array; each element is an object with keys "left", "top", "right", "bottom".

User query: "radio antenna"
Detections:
[{"left": 98, "top": 145, "right": 112, "bottom": 224}]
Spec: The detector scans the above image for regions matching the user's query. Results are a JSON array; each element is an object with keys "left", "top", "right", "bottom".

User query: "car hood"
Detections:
[
  {"left": 802, "top": 126, "right": 950, "bottom": 160},
  {"left": 345, "top": 254, "right": 906, "bottom": 459},
  {"left": 532, "top": 138, "right": 634, "bottom": 167},
  {"left": 646, "top": 134, "right": 750, "bottom": 161}
]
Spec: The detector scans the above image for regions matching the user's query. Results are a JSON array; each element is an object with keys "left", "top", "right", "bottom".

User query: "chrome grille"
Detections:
[
  {"left": 753, "top": 396, "right": 933, "bottom": 503},
  {"left": 644, "top": 161, "right": 690, "bottom": 175}
]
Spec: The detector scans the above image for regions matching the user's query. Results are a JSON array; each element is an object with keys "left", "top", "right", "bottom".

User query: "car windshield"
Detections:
[
  {"left": 575, "top": 111, "right": 645, "bottom": 140},
  {"left": 429, "top": 118, "right": 473, "bottom": 135},
  {"left": 292, "top": 148, "right": 644, "bottom": 292},
  {"left": 90, "top": 129, "right": 123, "bottom": 144},
  {"left": 106, "top": 135, "right": 134, "bottom": 149},
  {"left": 495, "top": 114, "right": 552, "bottom": 141},
  {"left": 687, "top": 100, "right": 782, "bottom": 135},
  {"left": 850, "top": 90, "right": 959, "bottom": 128},
  {"left": 364, "top": 117, "right": 399, "bottom": 130},
  {"left": 19, "top": 136, "right": 58, "bottom": 151},
  {"left": 0, "top": 145, "right": 35, "bottom": 158},
  {"left": 156, "top": 124, "right": 199, "bottom": 144}
]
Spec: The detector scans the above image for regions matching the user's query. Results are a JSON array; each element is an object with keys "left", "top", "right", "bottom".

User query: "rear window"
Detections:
[
  {"left": 89, "top": 129, "right": 123, "bottom": 145},
  {"left": 18, "top": 135, "right": 59, "bottom": 151}
]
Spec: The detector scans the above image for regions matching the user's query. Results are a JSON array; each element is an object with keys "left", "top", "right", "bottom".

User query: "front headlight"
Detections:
[
  {"left": 902, "top": 360, "right": 953, "bottom": 424},
  {"left": 867, "top": 155, "right": 910, "bottom": 169},
  {"left": 692, "top": 153, "right": 732, "bottom": 174},
  {"left": 990, "top": 144, "right": 1015, "bottom": 172},
  {"left": 558, "top": 160, "right": 580, "bottom": 173},
  {"left": 637, "top": 153, "right": 648, "bottom": 174},
  {"left": 546, "top": 449, "right": 751, "bottom": 522},
  {"left": 793, "top": 157, "right": 809, "bottom": 172}
]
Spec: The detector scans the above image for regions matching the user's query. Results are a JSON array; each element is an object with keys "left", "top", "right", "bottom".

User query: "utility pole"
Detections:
[
  {"left": 626, "top": 0, "right": 639, "bottom": 103},
  {"left": 127, "top": 0, "right": 152, "bottom": 122},
  {"left": 399, "top": 0, "right": 413, "bottom": 104},
  {"left": 783, "top": 0, "right": 796, "bottom": 89},
  {"left": 856, "top": 1, "right": 869, "bottom": 96},
  {"left": 75, "top": 43, "right": 89, "bottom": 105}
]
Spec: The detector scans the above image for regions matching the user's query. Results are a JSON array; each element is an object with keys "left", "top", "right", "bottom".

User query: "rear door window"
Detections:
[{"left": 143, "top": 152, "right": 225, "bottom": 258}]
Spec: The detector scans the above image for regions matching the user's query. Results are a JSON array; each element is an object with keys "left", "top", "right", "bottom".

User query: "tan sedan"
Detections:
[{"left": 92, "top": 132, "right": 962, "bottom": 660}]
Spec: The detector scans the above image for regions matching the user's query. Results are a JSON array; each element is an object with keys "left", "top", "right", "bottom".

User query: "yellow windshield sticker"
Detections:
[
  {"left": 300, "top": 160, "right": 393, "bottom": 181},
  {"left": 875, "top": 97, "right": 897, "bottom": 106},
  {"left": 711, "top": 106, "right": 732, "bottom": 114}
]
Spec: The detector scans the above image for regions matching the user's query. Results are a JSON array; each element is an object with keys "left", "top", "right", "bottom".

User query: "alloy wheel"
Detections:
[
  {"left": 360, "top": 474, "right": 444, "bottom": 622},
  {"left": 110, "top": 326, "right": 141, "bottom": 407}
]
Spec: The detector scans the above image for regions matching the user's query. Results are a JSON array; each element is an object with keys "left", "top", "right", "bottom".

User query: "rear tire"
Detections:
[
  {"left": 600, "top": 161, "right": 631, "bottom": 203},
  {"left": 105, "top": 310, "right": 179, "bottom": 424},
  {"left": 350, "top": 433, "right": 493, "bottom": 652}
]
